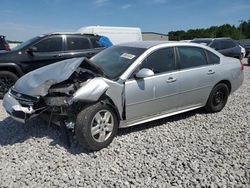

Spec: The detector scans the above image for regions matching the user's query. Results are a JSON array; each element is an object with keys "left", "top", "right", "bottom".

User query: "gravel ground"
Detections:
[{"left": 0, "top": 59, "right": 249, "bottom": 187}]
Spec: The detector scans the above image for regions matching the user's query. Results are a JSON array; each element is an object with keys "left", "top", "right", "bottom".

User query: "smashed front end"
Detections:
[
  {"left": 3, "top": 89, "right": 45, "bottom": 123},
  {"left": 3, "top": 57, "right": 121, "bottom": 126}
]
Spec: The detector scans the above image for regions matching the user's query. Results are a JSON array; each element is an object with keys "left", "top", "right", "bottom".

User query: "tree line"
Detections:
[{"left": 168, "top": 19, "right": 250, "bottom": 41}]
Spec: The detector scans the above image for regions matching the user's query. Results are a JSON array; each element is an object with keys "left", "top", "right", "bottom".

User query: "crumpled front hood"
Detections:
[{"left": 14, "top": 57, "right": 84, "bottom": 96}]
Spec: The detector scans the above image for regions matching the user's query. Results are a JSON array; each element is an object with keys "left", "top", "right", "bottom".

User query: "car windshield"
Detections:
[
  {"left": 191, "top": 40, "right": 212, "bottom": 45},
  {"left": 12, "top": 36, "right": 41, "bottom": 51},
  {"left": 91, "top": 46, "right": 146, "bottom": 80}
]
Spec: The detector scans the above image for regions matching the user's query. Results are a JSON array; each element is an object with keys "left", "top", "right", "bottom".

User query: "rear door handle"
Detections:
[
  {"left": 207, "top": 70, "right": 215, "bottom": 75},
  {"left": 166, "top": 77, "right": 177, "bottom": 83}
]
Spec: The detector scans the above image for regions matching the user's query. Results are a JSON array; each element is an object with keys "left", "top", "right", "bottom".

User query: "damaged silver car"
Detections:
[{"left": 3, "top": 41, "right": 244, "bottom": 150}]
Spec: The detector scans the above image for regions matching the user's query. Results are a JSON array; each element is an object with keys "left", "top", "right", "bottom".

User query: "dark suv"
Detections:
[
  {"left": 0, "top": 33, "right": 108, "bottom": 97},
  {"left": 191, "top": 38, "right": 242, "bottom": 59},
  {"left": 0, "top": 35, "right": 10, "bottom": 51}
]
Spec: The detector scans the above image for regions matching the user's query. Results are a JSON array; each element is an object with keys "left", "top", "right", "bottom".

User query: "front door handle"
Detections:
[
  {"left": 53, "top": 54, "right": 63, "bottom": 58},
  {"left": 166, "top": 77, "right": 177, "bottom": 83},
  {"left": 207, "top": 70, "right": 215, "bottom": 75}
]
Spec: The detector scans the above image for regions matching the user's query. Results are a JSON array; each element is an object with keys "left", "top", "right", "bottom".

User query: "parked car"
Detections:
[
  {"left": 248, "top": 55, "right": 250, "bottom": 64},
  {"left": 0, "top": 35, "right": 10, "bottom": 51},
  {"left": 0, "top": 32, "right": 110, "bottom": 98},
  {"left": 3, "top": 41, "right": 244, "bottom": 150},
  {"left": 191, "top": 38, "right": 243, "bottom": 59}
]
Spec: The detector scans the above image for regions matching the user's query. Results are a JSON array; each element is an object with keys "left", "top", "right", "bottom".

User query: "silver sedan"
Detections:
[{"left": 3, "top": 41, "right": 244, "bottom": 150}]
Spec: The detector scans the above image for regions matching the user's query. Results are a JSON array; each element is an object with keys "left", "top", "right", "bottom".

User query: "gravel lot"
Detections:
[{"left": 0, "top": 59, "right": 249, "bottom": 187}]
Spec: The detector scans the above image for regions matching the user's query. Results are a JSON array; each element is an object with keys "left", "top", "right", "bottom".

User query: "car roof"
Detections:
[
  {"left": 117, "top": 40, "right": 211, "bottom": 49},
  {"left": 117, "top": 41, "right": 178, "bottom": 49},
  {"left": 193, "top": 37, "right": 232, "bottom": 41},
  {"left": 192, "top": 38, "right": 213, "bottom": 40},
  {"left": 46, "top": 32, "right": 100, "bottom": 37}
]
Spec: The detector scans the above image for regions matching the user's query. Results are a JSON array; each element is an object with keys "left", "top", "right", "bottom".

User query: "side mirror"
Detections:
[
  {"left": 135, "top": 68, "right": 154, "bottom": 78},
  {"left": 27, "top": 46, "right": 37, "bottom": 55}
]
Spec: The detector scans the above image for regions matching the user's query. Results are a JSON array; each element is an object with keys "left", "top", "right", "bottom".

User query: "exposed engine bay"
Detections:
[{"left": 3, "top": 57, "right": 124, "bottom": 127}]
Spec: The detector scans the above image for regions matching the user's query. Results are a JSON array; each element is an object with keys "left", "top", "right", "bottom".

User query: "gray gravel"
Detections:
[{"left": 0, "top": 59, "right": 249, "bottom": 187}]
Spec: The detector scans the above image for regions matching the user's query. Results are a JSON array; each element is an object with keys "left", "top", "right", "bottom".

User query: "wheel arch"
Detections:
[
  {"left": 0, "top": 63, "right": 24, "bottom": 77},
  {"left": 215, "top": 80, "right": 232, "bottom": 94},
  {"left": 100, "top": 94, "right": 121, "bottom": 122}
]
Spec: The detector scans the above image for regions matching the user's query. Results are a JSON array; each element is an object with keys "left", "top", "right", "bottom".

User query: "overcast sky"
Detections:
[{"left": 0, "top": 0, "right": 249, "bottom": 41}]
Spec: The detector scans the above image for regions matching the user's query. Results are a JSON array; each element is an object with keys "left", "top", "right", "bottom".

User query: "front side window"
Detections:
[
  {"left": 67, "top": 36, "right": 90, "bottom": 51},
  {"left": 141, "top": 47, "right": 176, "bottom": 74},
  {"left": 34, "top": 37, "right": 62, "bottom": 52},
  {"left": 178, "top": 47, "right": 207, "bottom": 69}
]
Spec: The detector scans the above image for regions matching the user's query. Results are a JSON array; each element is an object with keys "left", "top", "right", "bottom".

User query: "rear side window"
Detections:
[
  {"left": 34, "top": 37, "right": 62, "bottom": 52},
  {"left": 67, "top": 36, "right": 90, "bottom": 51},
  {"left": 206, "top": 50, "right": 220, "bottom": 64},
  {"left": 220, "top": 40, "right": 236, "bottom": 49},
  {"left": 90, "top": 38, "right": 102, "bottom": 48},
  {"left": 141, "top": 47, "right": 176, "bottom": 74},
  {"left": 178, "top": 47, "right": 207, "bottom": 69}
]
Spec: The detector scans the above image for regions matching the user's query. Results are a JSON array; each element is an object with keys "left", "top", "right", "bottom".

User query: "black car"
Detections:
[
  {"left": 0, "top": 35, "right": 10, "bottom": 51},
  {"left": 0, "top": 33, "right": 109, "bottom": 98},
  {"left": 191, "top": 38, "right": 242, "bottom": 59},
  {"left": 248, "top": 55, "right": 250, "bottom": 65}
]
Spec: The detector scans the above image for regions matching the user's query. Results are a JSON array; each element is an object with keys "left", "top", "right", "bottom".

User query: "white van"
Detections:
[{"left": 77, "top": 26, "right": 142, "bottom": 45}]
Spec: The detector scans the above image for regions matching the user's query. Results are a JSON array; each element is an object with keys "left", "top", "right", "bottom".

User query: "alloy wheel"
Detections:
[{"left": 91, "top": 110, "right": 114, "bottom": 142}]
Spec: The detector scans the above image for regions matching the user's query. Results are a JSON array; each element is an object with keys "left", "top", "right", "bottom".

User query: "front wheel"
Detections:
[
  {"left": 0, "top": 71, "right": 19, "bottom": 99},
  {"left": 75, "top": 102, "right": 119, "bottom": 151},
  {"left": 205, "top": 83, "right": 229, "bottom": 113}
]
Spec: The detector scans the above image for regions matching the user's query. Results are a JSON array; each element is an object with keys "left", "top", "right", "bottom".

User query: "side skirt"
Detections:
[{"left": 119, "top": 105, "right": 203, "bottom": 128}]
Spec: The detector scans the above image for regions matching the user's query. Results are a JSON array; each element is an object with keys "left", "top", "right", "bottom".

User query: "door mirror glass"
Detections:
[{"left": 135, "top": 68, "right": 154, "bottom": 78}]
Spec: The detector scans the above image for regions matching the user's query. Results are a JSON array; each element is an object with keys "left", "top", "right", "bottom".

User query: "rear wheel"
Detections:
[
  {"left": 0, "top": 71, "right": 18, "bottom": 98},
  {"left": 75, "top": 102, "right": 119, "bottom": 151},
  {"left": 205, "top": 83, "right": 229, "bottom": 113}
]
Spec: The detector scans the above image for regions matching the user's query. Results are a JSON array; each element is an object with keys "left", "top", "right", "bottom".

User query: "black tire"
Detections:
[
  {"left": 205, "top": 83, "right": 229, "bottom": 113},
  {"left": 0, "top": 71, "right": 19, "bottom": 98},
  {"left": 75, "top": 102, "right": 119, "bottom": 151}
]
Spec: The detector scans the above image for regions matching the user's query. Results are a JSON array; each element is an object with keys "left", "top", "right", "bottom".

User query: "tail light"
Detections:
[
  {"left": 4, "top": 43, "right": 10, "bottom": 51},
  {"left": 240, "top": 59, "right": 244, "bottom": 72}
]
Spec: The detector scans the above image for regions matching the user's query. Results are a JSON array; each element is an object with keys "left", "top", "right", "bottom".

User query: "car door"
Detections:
[
  {"left": 177, "top": 46, "right": 216, "bottom": 109},
  {"left": 125, "top": 47, "right": 180, "bottom": 121},
  {"left": 20, "top": 36, "right": 64, "bottom": 73},
  {"left": 63, "top": 35, "right": 102, "bottom": 59}
]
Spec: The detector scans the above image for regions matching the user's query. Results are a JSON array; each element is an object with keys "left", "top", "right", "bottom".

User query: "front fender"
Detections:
[{"left": 72, "top": 77, "right": 109, "bottom": 102}]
